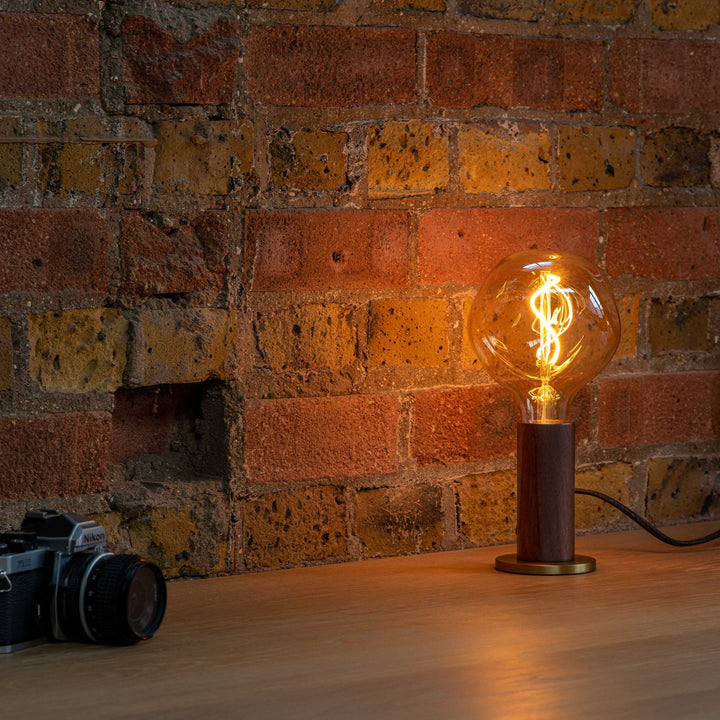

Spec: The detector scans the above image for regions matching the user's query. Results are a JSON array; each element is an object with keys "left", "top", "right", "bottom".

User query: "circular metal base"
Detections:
[{"left": 495, "top": 553, "right": 596, "bottom": 576}]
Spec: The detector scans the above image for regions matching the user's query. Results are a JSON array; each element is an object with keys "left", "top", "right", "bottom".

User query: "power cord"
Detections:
[{"left": 575, "top": 487, "right": 720, "bottom": 548}]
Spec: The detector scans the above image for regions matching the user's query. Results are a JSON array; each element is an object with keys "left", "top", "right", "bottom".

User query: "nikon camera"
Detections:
[{"left": 0, "top": 510, "right": 166, "bottom": 653}]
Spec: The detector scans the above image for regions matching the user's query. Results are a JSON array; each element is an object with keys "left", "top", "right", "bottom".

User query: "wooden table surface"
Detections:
[{"left": 4, "top": 524, "right": 720, "bottom": 720}]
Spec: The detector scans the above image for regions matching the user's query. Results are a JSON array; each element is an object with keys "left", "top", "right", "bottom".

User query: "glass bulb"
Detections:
[{"left": 469, "top": 251, "right": 620, "bottom": 424}]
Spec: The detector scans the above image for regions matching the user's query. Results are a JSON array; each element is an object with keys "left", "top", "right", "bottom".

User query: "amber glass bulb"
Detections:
[{"left": 469, "top": 251, "right": 620, "bottom": 423}]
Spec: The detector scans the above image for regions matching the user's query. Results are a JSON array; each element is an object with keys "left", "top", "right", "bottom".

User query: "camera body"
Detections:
[{"left": 0, "top": 510, "right": 166, "bottom": 653}]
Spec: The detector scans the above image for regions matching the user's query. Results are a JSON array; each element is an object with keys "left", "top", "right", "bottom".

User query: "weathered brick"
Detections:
[
  {"left": 0, "top": 13, "right": 99, "bottom": 99},
  {"left": 111, "top": 386, "right": 207, "bottom": 464},
  {"left": 29, "top": 309, "right": 128, "bottom": 393},
  {"left": 648, "top": 0, "right": 720, "bottom": 30},
  {"left": 457, "top": 470, "right": 516, "bottom": 546},
  {"left": 269, "top": 129, "right": 347, "bottom": 191},
  {"left": 418, "top": 208, "right": 597, "bottom": 286},
  {"left": 457, "top": 0, "right": 542, "bottom": 20},
  {"left": 122, "top": 15, "right": 239, "bottom": 105},
  {"left": 153, "top": 119, "right": 253, "bottom": 195},
  {"left": 245, "top": 394, "right": 400, "bottom": 483},
  {"left": 38, "top": 118, "right": 112, "bottom": 196},
  {"left": 427, "top": 33, "right": 603, "bottom": 112},
  {"left": 356, "top": 485, "right": 443, "bottom": 557},
  {"left": 558, "top": 126, "right": 636, "bottom": 191},
  {"left": 606, "top": 208, "right": 720, "bottom": 281},
  {"left": 598, "top": 372, "right": 720, "bottom": 448},
  {"left": 610, "top": 40, "right": 720, "bottom": 114},
  {"left": 254, "top": 304, "right": 357, "bottom": 372},
  {"left": 367, "top": 298, "right": 449, "bottom": 367},
  {"left": 649, "top": 298, "right": 710, "bottom": 354},
  {"left": 368, "top": 120, "right": 449, "bottom": 197},
  {"left": 413, "top": 385, "right": 517, "bottom": 466},
  {"left": 128, "top": 308, "right": 236, "bottom": 386},
  {"left": 0, "top": 412, "right": 109, "bottom": 500},
  {"left": 459, "top": 123, "right": 550, "bottom": 193},
  {"left": 553, "top": 0, "right": 634, "bottom": 24},
  {"left": 575, "top": 463, "right": 632, "bottom": 531},
  {"left": 121, "top": 211, "right": 228, "bottom": 297},
  {"left": 247, "top": 0, "right": 336, "bottom": 8},
  {"left": 0, "top": 117, "right": 22, "bottom": 190},
  {"left": 247, "top": 210, "right": 411, "bottom": 291},
  {"left": 396, "top": 0, "right": 446, "bottom": 9},
  {"left": 616, "top": 293, "right": 641, "bottom": 359},
  {"left": 0, "top": 209, "right": 109, "bottom": 295},
  {"left": 0, "top": 317, "right": 12, "bottom": 391},
  {"left": 641, "top": 127, "right": 710, "bottom": 188},
  {"left": 245, "top": 25, "right": 416, "bottom": 106},
  {"left": 647, "top": 457, "right": 720, "bottom": 524},
  {"left": 244, "top": 486, "right": 347, "bottom": 569},
  {"left": 126, "top": 499, "right": 230, "bottom": 579}
]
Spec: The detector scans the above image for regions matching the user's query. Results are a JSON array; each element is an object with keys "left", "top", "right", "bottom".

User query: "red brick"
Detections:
[
  {"left": 412, "top": 385, "right": 518, "bottom": 466},
  {"left": 111, "top": 386, "right": 205, "bottom": 464},
  {"left": 0, "top": 13, "right": 99, "bottom": 99},
  {"left": 610, "top": 40, "right": 720, "bottom": 114},
  {"left": 247, "top": 210, "right": 411, "bottom": 291},
  {"left": 0, "top": 210, "right": 109, "bottom": 295},
  {"left": 122, "top": 16, "right": 239, "bottom": 105},
  {"left": 120, "top": 211, "right": 227, "bottom": 297},
  {"left": 418, "top": 208, "right": 598, "bottom": 286},
  {"left": 0, "top": 412, "right": 110, "bottom": 500},
  {"left": 245, "top": 394, "right": 400, "bottom": 483},
  {"left": 606, "top": 208, "right": 720, "bottom": 281},
  {"left": 598, "top": 372, "right": 720, "bottom": 448},
  {"left": 427, "top": 32, "right": 603, "bottom": 112},
  {"left": 245, "top": 25, "right": 416, "bottom": 106}
]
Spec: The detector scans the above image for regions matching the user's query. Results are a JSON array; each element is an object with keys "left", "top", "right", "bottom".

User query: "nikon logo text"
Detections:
[{"left": 81, "top": 531, "right": 106, "bottom": 545}]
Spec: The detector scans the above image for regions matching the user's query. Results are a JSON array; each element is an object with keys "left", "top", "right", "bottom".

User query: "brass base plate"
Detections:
[{"left": 495, "top": 553, "right": 596, "bottom": 576}]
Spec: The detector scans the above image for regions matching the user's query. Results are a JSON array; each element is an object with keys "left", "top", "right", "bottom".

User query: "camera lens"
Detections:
[{"left": 58, "top": 553, "right": 166, "bottom": 645}]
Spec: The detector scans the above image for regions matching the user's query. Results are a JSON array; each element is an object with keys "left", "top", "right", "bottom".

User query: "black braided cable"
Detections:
[{"left": 575, "top": 487, "right": 720, "bottom": 547}]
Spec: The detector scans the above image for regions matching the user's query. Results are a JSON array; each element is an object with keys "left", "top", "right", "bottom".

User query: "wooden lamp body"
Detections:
[{"left": 495, "top": 422, "right": 596, "bottom": 575}]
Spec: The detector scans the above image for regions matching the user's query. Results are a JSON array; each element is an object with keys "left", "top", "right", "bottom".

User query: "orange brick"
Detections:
[
  {"left": 367, "top": 298, "right": 449, "bottom": 367},
  {"left": 368, "top": 120, "right": 449, "bottom": 197},
  {"left": 558, "top": 125, "right": 636, "bottom": 191},
  {"left": 615, "top": 293, "right": 641, "bottom": 359},
  {"left": 459, "top": 123, "right": 550, "bottom": 193}
]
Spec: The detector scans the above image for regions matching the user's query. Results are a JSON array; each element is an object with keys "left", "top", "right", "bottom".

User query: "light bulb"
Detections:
[
  {"left": 469, "top": 250, "right": 620, "bottom": 423},
  {"left": 468, "top": 250, "right": 621, "bottom": 575}
]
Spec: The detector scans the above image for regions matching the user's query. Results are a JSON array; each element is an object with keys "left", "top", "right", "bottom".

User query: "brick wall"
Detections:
[{"left": 0, "top": 1, "right": 718, "bottom": 576}]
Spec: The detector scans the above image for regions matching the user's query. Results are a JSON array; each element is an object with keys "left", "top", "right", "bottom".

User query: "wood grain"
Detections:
[{"left": 3, "top": 524, "right": 720, "bottom": 720}]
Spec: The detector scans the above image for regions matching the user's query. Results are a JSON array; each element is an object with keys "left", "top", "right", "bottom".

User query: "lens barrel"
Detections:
[{"left": 58, "top": 553, "right": 166, "bottom": 645}]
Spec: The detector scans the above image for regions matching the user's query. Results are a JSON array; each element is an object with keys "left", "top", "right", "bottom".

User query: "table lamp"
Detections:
[{"left": 468, "top": 251, "right": 621, "bottom": 575}]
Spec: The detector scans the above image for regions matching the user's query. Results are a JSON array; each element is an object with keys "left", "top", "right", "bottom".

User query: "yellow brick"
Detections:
[
  {"left": 153, "top": 119, "right": 253, "bottom": 195},
  {"left": 119, "top": 118, "right": 152, "bottom": 195},
  {"left": 647, "top": 457, "right": 720, "bottom": 524},
  {"left": 462, "top": 295, "right": 482, "bottom": 370},
  {"left": 269, "top": 129, "right": 347, "bottom": 191},
  {"left": 575, "top": 463, "right": 632, "bottom": 531},
  {"left": 0, "top": 316, "right": 12, "bottom": 391},
  {"left": 553, "top": 0, "right": 634, "bottom": 24},
  {"left": 395, "top": 0, "right": 446, "bottom": 9},
  {"left": 127, "top": 506, "right": 228, "bottom": 579},
  {"left": 131, "top": 308, "right": 237, "bottom": 385},
  {"left": 367, "top": 298, "right": 449, "bottom": 367},
  {"left": 459, "top": 123, "right": 551, "bottom": 193},
  {"left": 29, "top": 309, "right": 128, "bottom": 392},
  {"left": 648, "top": 0, "right": 720, "bottom": 30},
  {"left": 244, "top": 487, "right": 347, "bottom": 569},
  {"left": 457, "top": 471, "right": 517, "bottom": 546},
  {"left": 247, "top": 0, "right": 335, "bottom": 7},
  {"left": 38, "top": 117, "right": 112, "bottom": 196},
  {"left": 558, "top": 125, "right": 636, "bottom": 191},
  {"left": 615, "top": 293, "right": 641, "bottom": 359},
  {"left": 368, "top": 120, "right": 449, "bottom": 197},
  {"left": 255, "top": 304, "right": 356, "bottom": 372},
  {"left": 0, "top": 117, "right": 22, "bottom": 190},
  {"left": 355, "top": 485, "right": 443, "bottom": 557}
]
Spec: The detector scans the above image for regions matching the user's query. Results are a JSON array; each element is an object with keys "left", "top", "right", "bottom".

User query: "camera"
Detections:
[{"left": 0, "top": 509, "right": 166, "bottom": 653}]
